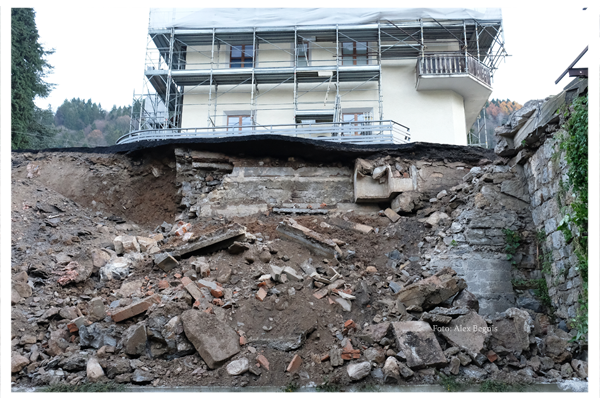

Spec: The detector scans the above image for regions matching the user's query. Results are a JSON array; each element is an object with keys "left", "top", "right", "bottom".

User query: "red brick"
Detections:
[
  {"left": 256, "top": 354, "right": 270, "bottom": 370},
  {"left": 239, "top": 336, "right": 247, "bottom": 345},
  {"left": 174, "top": 273, "right": 182, "bottom": 279},
  {"left": 212, "top": 298, "right": 224, "bottom": 307},
  {"left": 67, "top": 323, "right": 79, "bottom": 333},
  {"left": 255, "top": 287, "right": 268, "bottom": 301},
  {"left": 344, "top": 320, "right": 356, "bottom": 330},
  {"left": 111, "top": 294, "right": 161, "bottom": 322},
  {"left": 341, "top": 353, "right": 352, "bottom": 360},
  {"left": 313, "top": 288, "right": 328, "bottom": 299},
  {"left": 210, "top": 288, "right": 224, "bottom": 298},
  {"left": 286, "top": 354, "right": 302, "bottom": 374},
  {"left": 158, "top": 280, "right": 169, "bottom": 289},
  {"left": 487, "top": 350, "right": 498, "bottom": 363}
]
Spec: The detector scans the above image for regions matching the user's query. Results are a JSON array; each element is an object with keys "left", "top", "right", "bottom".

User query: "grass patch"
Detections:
[
  {"left": 283, "top": 382, "right": 300, "bottom": 392},
  {"left": 316, "top": 377, "right": 340, "bottom": 392},
  {"left": 357, "top": 383, "right": 380, "bottom": 392},
  {"left": 479, "top": 380, "right": 526, "bottom": 392},
  {"left": 439, "top": 373, "right": 465, "bottom": 392},
  {"left": 40, "top": 383, "right": 125, "bottom": 392}
]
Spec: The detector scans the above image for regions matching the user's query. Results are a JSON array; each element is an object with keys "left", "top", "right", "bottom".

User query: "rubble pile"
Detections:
[{"left": 11, "top": 147, "right": 587, "bottom": 390}]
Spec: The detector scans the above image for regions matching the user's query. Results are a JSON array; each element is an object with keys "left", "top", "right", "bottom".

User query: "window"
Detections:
[
  {"left": 342, "top": 42, "right": 368, "bottom": 66},
  {"left": 227, "top": 115, "right": 252, "bottom": 132},
  {"left": 230, "top": 45, "right": 254, "bottom": 68},
  {"left": 343, "top": 112, "right": 371, "bottom": 135},
  {"left": 297, "top": 41, "right": 310, "bottom": 67}
]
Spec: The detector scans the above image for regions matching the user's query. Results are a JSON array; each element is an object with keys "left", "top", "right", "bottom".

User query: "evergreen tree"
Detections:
[{"left": 11, "top": 8, "right": 54, "bottom": 149}]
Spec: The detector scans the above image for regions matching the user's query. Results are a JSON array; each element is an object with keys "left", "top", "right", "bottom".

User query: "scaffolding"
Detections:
[{"left": 124, "top": 10, "right": 506, "bottom": 145}]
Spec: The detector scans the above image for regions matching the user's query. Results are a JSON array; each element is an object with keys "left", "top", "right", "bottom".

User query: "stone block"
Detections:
[
  {"left": 391, "top": 321, "right": 447, "bottom": 368},
  {"left": 384, "top": 208, "right": 400, "bottom": 223},
  {"left": 181, "top": 309, "right": 240, "bottom": 369}
]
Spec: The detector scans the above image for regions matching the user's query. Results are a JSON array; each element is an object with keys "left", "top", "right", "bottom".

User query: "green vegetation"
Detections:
[
  {"left": 357, "top": 383, "right": 380, "bottom": 392},
  {"left": 502, "top": 228, "right": 520, "bottom": 266},
  {"left": 316, "top": 377, "right": 340, "bottom": 392},
  {"left": 41, "top": 383, "right": 125, "bottom": 392},
  {"left": 553, "top": 93, "right": 588, "bottom": 342},
  {"left": 438, "top": 373, "right": 465, "bottom": 392},
  {"left": 450, "top": 239, "right": 458, "bottom": 247},
  {"left": 283, "top": 381, "right": 300, "bottom": 392},
  {"left": 479, "top": 380, "right": 525, "bottom": 392},
  {"left": 536, "top": 229, "right": 553, "bottom": 275},
  {"left": 11, "top": 8, "right": 55, "bottom": 150}
]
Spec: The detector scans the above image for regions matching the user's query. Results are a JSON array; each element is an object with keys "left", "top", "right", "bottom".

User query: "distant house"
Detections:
[{"left": 120, "top": 8, "right": 506, "bottom": 146}]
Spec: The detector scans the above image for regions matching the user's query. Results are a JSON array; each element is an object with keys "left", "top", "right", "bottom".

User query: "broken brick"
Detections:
[
  {"left": 286, "top": 354, "right": 302, "bottom": 374},
  {"left": 256, "top": 354, "right": 270, "bottom": 370},
  {"left": 157, "top": 280, "right": 169, "bottom": 289},
  {"left": 255, "top": 287, "right": 268, "bottom": 301},
  {"left": 313, "top": 288, "right": 329, "bottom": 299},
  {"left": 182, "top": 277, "right": 205, "bottom": 303},
  {"left": 210, "top": 287, "right": 224, "bottom": 298},
  {"left": 321, "top": 353, "right": 330, "bottom": 362},
  {"left": 487, "top": 350, "right": 498, "bottom": 363},
  {"left": 344, "top": 320, "right": 356, "bottom": 330},
  {"left": 111, "top": 294, "right": 161, "bottom": 322},
  {"left": 212, "top": 298, "right": 224, "bottom": 307},
  {"left": 240, "top": 336, "right": 247, "bottom": 346}
]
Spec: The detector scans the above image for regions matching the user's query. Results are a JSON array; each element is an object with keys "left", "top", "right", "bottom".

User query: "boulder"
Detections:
[
  {"left": 396, "top": 267, "right": 466, "bottom": 310},
  {"left": 86, "top": 357, "right": 105, "bottom": 382},
  {"left": 123, "top": 323, "right": 147, "bottom": 356},
  {"left": 391, "top": 321, "right": 447, "bottom": 368},
  {"left": 489, "top": 308, "right": 533, "bottom": 356},
  {"left": 181, "top": 309, "right": 240, "bottom": 369},
  {"left": 88, "top": 297, "right": 106, "bottom": 321},
  {"left": 91, "top": 248, "right": 112, "bottom": 272},
  {"left": 117, "top": 280, "right": 144, "bottom": 298},
  {"left": 439, "top": 311, "right": 489, "bottom": 354},
  {"left": 100, "top": 257, "right": 130, "bottom": 280},
  {"left": 347, "top": 361, "right": 371, "bottom": 381},
  {"left": 11, "top": 352, "right": 30, "bottom": 373},
  {"left": 452, "top": 290, "right": 480, "bottom": 312},
  {"left": 59, "top": 353, "right": 88, "bottom": 371},
  {"left": 542, "top": 334, "right": 572, "bottom": 363},
  {"left": 114, "top": 235, "right": 140, "bottom": 255},
  {"left": 382, "top": 357, "right": 400, "bottom": 382},
  {"left": 131, "top": 368, "right": 154, "bottom": 384},
  {"left": 79, "top": 323, "right": 117, "bottom": 349},
  {"left": 226, "top": 358, "right": 249, "bottom": 375}
]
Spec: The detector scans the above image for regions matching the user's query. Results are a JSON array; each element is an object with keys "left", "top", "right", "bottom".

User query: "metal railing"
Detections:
[
  {"left": 417, "top": 53, "right": 491, "bottom": 86},
  {"left": 116, "top": 120, "right": 410, "bottom": 145}
]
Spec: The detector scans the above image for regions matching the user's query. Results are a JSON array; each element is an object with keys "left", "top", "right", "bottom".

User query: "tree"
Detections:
[{"left": 11, "top": 8, "right": 55, "bottom": 149}]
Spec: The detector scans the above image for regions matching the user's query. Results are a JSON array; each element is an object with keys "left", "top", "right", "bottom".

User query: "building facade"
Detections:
[{"left": 121, "top": 8, "right": 506, "bottom": 146}]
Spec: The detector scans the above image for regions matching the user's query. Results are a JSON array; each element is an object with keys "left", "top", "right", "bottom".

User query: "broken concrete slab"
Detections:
[
  {"left": 276, "top": 218, "right": 342, "bottom": 258},
  {"left": 396, "top": 267, "right": 466, "bottom": 310},
  {"left": 111, "top": 294, "right": 161, "bottom": 323},
  {"left": 439, "top": 311, "right": 489, "bottom": 354},
  {"left": 172, "top": 223, "right": 246, "bottom": 258},
  {"left": 391, "top": 321, "right": 447, "bottom": 368},
  {"left": 328, "top": 217, "right": 373, "bottom": 234},
  {"left": 154, "top": 252, "right": 178, "bottom": 272},
  {"left": 181, "top": 309, "right": 240, "bottom": 369}
]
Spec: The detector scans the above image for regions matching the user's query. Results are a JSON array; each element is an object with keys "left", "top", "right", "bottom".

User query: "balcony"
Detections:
[
  {"left": 116, "top": 120, "right": 410, "bottom": 146},
  {"left": 416, "top": 52, "right": 493, "bottom": 129}
]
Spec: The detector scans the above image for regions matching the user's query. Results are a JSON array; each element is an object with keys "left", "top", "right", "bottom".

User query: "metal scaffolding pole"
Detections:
[
  {"left": 378, "top": 21, "right": 383, "bottom": 121},
  {"left": 165, "top": 28, "right": 175, "bottom": 129},
  {"left": 251, "top": 28, "right": 257, "bottom": 124},
  {"left": 293, "top": 26, "right": 297, "bottom": 119},
  {"left": 336, "top": 24, "right": 340, "bottom": 119},
  {"left": 208, "top": 28, "right": 215, "bottom": 127}
]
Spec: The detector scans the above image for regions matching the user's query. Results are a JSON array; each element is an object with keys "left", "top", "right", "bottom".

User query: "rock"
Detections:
[
  {"left": 423, "top": 211, "right": 450, "bottom": 226},
  {"left": 334, "top": 297, "right": 352, "bottom": 312},
  {"left": 57, "top": 261, "right": 93, "bottom": 286},
  {"left": 463, "top": 365, "right": 487, "bottom": 380},
  {"left": 136, "top": 236, "right": 158, "bottom": 252},
  {"left": 11, "top": 289, "right": 22, "bottom": 305},
  {"left": 359, "top": 322, "right": 390, "bottom": 344},
  {"left": 396, "top": 267, "right": 466, "bottom": 310},
  {"left": 118, "top": 280, "right": 144, "bottom": 298},
  {"left": 571, "top": 359, "right": 588, "bottom": 379},
  {"left": 228, "top": 241, "right": 250, "bottom": 255},
  {"left": 384, "top": 208, "right": 400, "bottom": 223},
  {"left": 60, "top": 306, "right": 79, "bottom": 320},
  {"left": 181, "top": 309, "right": 240, "bottom": 369},
  {"left": 173, "top": 223, "right": 246, "bottom": 258},
  {"left": 114, "top": 235, "right": 140, "bottom": 254},
  {"left": 490, "top": 308, "right": 533, "bottom": 356},
  {"left": 439, "top": 311, "right": 489, "bottom": 354},
  {"left": 100, "top": 257, "right": 131, "bottom": 280},
  {"left": 154, "top": 252, "right": 179, "bottom": 272},
  {"left": 59, "top": 353, "right": 88, "bottom": 371},
  {"left": 88, "top": 297, "right": 106, "bottom": 321},
  {"left": 495, "top": 137, "right": 517, "bottom": 157},
  {"left": 79, "top": 323, "right": 117, "bottom": 349},
  {"left": 448, "top": 356, "right": 460, "bottom": 375},
  {"left": 364, "top": 348, "right": 386, "bottom": 364},
  {"left": 47, "top": 328, "right": 70, "bottom": 356},
  {"left": 123, "top": 323, "right": 147, "bottom": 356},
  {"left": 91, "top": 249, "right": 112, "bottom": 272},
  {"left": 282, "top": 266, "right": 303, "bottom": 281},
  {"left": 421, "top": 312, "right": 452, "bottom": 325},
  {"left": 259, "top": 250, "right": 272, "bottom": 263},
  {"left": 86, "top": 357, "right": 105, "bottom": 382},
  {"left": 355, "top": 158, "right": 374, "bottom": 175},
  {"left": 131, "top": 368, "right": 154, "bottom": 384},
  {"left": 106, "top": 358, "right": 132, "bottom": 378},
  {"left": 347, "top": 361, "right": 371, "bottom": 381},
  {"left": 451, "top": 290, "right": 479, "bottom": 312},
  {"left": 382, "top": 357, "right": 400, "bottom": 382},
  {"left": 372, "top": 166, "right": 387, "bottom": 179},
  {"left": 217, "top": 266, "right": 232, "bottom": 283},
  {"left": 391, "top": 321, "right": 447, "bottom": 368},
  {"left": 501, "top": 179, "right": 530, "bottom": 203},
  {"left": 391, "top": 192, "right": 421, "bottom": 213},
  {"left": 355, "top": 280, "right": 371, "bottom": 306},
  {"left": 11, "top": 352, "right": 30, "bottom": 373},
  {"left": 226, "top": 358, "right": 249, "bottom": 375},
  {"left": 542, "top": 334, "right": 572, "bottom": 363},
  {"left": 428, "top": 306, "right": 470, "bottom": 316},
  {"left": 560, "top": 362, "right": 573, "bottom": 378}
]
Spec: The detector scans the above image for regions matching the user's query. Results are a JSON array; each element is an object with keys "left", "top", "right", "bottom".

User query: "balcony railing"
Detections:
[
  {"left": 417, "top": 53, "right": 491, "bottom": 86},
  {"left": 116, "top": 120, "right": 410, "bottom": 146}
]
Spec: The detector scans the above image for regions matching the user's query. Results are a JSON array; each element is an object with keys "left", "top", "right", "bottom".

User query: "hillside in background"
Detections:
[{"left": 473, "top": 99, "right": 523, "bottom": 148}]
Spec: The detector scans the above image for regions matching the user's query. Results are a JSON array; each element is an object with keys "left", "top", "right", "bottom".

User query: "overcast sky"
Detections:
[{"left": 33, "top": 4, "right": 592, "bottom": 112}]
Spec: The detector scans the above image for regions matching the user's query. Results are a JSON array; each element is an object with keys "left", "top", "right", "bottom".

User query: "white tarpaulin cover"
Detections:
[{"left": 149, "top": 8, "right": 502, "bottom": 30}]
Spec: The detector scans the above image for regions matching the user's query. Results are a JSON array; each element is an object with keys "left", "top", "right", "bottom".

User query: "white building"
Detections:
[{"left": 121, "top": 8, "right": 506, "bottom": 146}]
